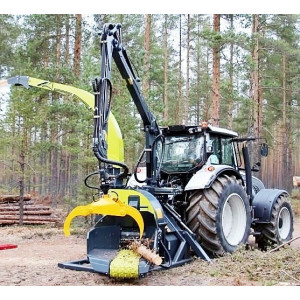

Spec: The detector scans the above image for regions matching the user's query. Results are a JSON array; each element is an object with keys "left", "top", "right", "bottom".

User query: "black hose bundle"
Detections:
[{"left": 92, "top": 76, "right": 129, "bottom": 182}]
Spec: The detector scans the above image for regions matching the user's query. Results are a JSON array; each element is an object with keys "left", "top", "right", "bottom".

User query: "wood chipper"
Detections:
[
  {"left": 57, "top": 23, "right": 293, "bottom": 278},
  {"left": 3, "top": 23, "right": 294, "bottom": 279}
]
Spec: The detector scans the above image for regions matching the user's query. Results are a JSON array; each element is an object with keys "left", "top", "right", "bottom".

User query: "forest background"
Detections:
[{"left": 0, "top": 13, "right": 300, "bottom": 209}]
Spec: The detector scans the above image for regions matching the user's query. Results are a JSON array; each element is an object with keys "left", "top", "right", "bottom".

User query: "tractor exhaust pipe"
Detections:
[{"left": 242, "top": 144, "right": 253, "bottom": 202}]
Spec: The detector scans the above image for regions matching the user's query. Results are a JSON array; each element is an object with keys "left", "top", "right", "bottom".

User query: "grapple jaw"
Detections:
[
  {"left": 59, "top": 189, "right": 165, "bottom": 278},
  {"left": 59, "top": 188, "right": 210, "bottom": 279},
  {"left": 63, "top": 193, "right": 144, "bottom": 239}
]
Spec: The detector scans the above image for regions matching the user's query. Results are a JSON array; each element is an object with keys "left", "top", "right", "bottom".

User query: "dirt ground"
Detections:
[{"left": 0, "top": 217, "right": 299, "bottom": 287}]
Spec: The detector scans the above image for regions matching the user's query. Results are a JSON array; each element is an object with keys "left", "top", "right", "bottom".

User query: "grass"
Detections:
[
  {"left": 291, "top": 189, "right": 300, "bottom": 216},
  {"left": 162, "top": 245, "right": 300, "bottom": 286}
]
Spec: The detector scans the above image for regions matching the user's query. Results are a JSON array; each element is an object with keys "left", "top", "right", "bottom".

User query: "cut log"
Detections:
[
  {"left": 0, "top": 210, "right": 53, "bottom": 216},
  {"left": 0, "top": 194, "right": 31, "bottom": 203},
  {"left": 0, "top": 215, "right": 60, "bottom": 222},
  {"left": 0, "top": 194, "right": 60, "bottom": 226},
  {"left": 0, "top": 206, "right": 52, "bottom": 212},
  {"left": 0, "top": 220, "right": 59, "bottom": 225},
  {"left": 129, "top": 241, "right": 162, "bottom": 265},
  {"left": 1, "top": 200, "right": 36, "bottom": 206}
]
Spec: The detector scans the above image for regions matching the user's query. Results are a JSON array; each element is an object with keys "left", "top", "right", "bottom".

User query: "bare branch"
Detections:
[{"left": 268, "top": 236, "right": 300, "bottom": 253}]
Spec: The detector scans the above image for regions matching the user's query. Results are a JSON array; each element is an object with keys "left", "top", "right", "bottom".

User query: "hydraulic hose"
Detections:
[
  {"left": 133, "top": 149, "right": 147, "bottom": 184},
  {"left": 159, "top": 239, "right": 172, "bottom": 268},
  {"left": 84, "top": 170, "right": 101, "bottom": 191},
  {"left": 133, "top": 134, "right": 165, "bottom": 185},
  {"left": 92, "top": 76, "right": 129, "bottom": 181},
  {"left": 151, "top": 134, "right": 165, "bottom": 185},
  {"left": 92, "top": 146, "right": 129, "bottom": 180}
]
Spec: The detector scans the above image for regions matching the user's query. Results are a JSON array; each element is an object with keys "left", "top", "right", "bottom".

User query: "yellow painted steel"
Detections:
[
  {"left": 106, "top": 113, "right": 124, "bottom": 162},
  {"left": 63, "top": 193, "right": 144, "bottom": 238},
  {"left": 109, "top": 249, "right": 140, "bottom": 279},
  {"left": 109, "top": 189, "right": 158, "bottom": 217},
  {"left": 4, "top": 76, "right": 124, "bottom": 163},
  {"left": 27, "top": 77, "right": 124, "bottom": 163},
  {"left": 28, "top": 77, "right": 94, "bottom": 108}
]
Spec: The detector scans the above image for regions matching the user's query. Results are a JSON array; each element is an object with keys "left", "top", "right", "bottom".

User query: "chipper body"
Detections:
[{"left": 4, "top": 23, "right": 294, "bottom": 279}]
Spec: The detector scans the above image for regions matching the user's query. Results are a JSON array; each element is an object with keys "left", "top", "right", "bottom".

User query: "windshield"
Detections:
[{"left": 161, "top": 135, "right": 204, "bottom": 173}]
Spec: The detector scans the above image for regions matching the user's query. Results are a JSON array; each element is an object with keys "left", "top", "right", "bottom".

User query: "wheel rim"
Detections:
[
  {"left": 222, "top": 193, "right": 247, "bottom": 246},
  {"left": 277, "top": 207, "right": 291, "bottom": 240}
]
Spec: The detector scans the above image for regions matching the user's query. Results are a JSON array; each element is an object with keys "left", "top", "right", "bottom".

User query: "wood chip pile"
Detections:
[{"left": 0, "top": 194, "right": 61, "bottom": 225}]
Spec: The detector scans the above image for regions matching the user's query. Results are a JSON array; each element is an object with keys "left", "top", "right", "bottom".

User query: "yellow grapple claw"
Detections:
[{"left": 63, "top": 194, "right": 144, "bottom": 238}]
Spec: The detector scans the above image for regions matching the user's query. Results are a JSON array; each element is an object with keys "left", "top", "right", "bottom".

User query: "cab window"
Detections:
[{"left": 210, "top": 135, "right": 235, "bottom": 167}]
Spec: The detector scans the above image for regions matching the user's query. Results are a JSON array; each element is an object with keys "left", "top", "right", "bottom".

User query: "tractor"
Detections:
[
  {"left": 59, "top": 23, "right": 293, "bottom": 278},
  {"left": 3, "top": 23, "right": 294, "bottom": 279}
]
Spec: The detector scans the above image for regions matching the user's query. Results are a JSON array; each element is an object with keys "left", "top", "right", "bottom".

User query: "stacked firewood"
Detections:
[{"left": 0, "top": 194, "right": 61, "bottom": 225}]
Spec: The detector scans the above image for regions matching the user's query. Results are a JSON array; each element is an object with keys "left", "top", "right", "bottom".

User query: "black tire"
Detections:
[
  {"left": 186, "top": 174, "right": 251, "bottom": 256},
  {"left": 255, "top": 194, "right": 294, "bottom": 250}
]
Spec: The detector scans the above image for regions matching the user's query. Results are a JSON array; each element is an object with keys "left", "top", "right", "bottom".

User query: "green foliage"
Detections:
[
  {"left": 0, "top": 14, "right": 300, "bottom": 203},
  {"left": 0, "top": 15, "right": 21, "bottom": 76}
]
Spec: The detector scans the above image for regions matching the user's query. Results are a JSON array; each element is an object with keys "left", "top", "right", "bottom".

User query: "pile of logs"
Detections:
[
  {"left": 0, "top": 194, "right": 60, "bottom": 225},
  {"left": 293, "top": 176, "right": 300, "bottom": 188}
]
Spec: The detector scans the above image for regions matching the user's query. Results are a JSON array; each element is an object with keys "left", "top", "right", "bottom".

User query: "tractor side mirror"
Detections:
[{"left": 260, "top": 143, "right": 268, "bottom": 157}]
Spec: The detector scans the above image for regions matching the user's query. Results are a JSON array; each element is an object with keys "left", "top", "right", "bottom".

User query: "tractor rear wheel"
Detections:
[
  {"left": 255, "top": 194, "right": 294, "bottom": 250},
  {"left": 186, "top": 174, "right": 251, "bottom": 256}
]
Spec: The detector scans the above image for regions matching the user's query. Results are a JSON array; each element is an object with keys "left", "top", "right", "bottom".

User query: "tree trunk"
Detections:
[
  {"left": 31, "top": 130, "right": 37, "bottom": 194},
  {"left": 40, "top": 124, "right": 47, "bottom": 195},
  {"left": 70, "top": 14, "right": 83, "bottom": 198},
  {"left": 227, "top": 15, "right": 234, "bottom": 129},
  {"left": 50, "top": 15, "right": 63, "bottom": 207},
  {"left": 50, "top": 134, "right": 58, "bottom": 206},
  {"left": 184, "top": 14, "right": 191, "bottom": 125},
  {"left": 196, "top": 17, "right": 201, "bottom": 125},
  {"left": 18, "top": 137, "right": 26, "bottom": 225},
  {"left": 212, "top": 14, "right": 220, "bottom": 126},
  {"left": 176, "top": 14, "right": 183, "bottom": 124},
  {"left": 281, "top": 54, "right": 291, "bottom": 192},
  {"left": 55, "top": 14, "right": 62, "bottom": 72},
  {"left": 282, "top": 55, "right": 287, "bottom": 189},
  {"left": 249, "top": 14, "right": 263, "bottom": 180},
  {"left": 65, "top": 15, "right": 70, "bottom": 65},
  {"left": 163, "top": 14, "right": 169, "bottom": 121},
  {"left": 73, "top": 14, "right": 82, "bottom": 77},
  {"left": 142, "top": 14, "right": 151, "bottom": 99},
  {"left": 251, "top": 14, "right": 261, "bottom": 139}
]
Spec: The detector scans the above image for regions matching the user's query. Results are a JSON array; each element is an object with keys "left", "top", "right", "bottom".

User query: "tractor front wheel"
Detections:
[{"left": 186, "top": 175, "right": 251, "bottom": 256}]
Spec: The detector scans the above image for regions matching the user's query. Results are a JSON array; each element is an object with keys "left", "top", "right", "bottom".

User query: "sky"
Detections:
[{"left": 1, "top": 0, "right": 299, "bottom": 14}]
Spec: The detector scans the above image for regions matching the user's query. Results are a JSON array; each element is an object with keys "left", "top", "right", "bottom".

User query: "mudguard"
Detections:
[
  {"left": 185, "top": 164, "right": 242, "bottom": 191},
  {"left": 252, "top": 189, "right": 289, "bottom": 223},
  {"left": 240, "top": 172, "right": 265, "bottom": 197},
  {"left": 250, "top": 176, "right": 265, "bottom": 195}
]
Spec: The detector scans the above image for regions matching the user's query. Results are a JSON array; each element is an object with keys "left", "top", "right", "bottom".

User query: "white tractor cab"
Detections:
[
  {"left": 129, "top": 123, "right": 263, "bottom": 192},
  {"left": 129, "top": 122, "right": 293, "bottom": 256}
]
